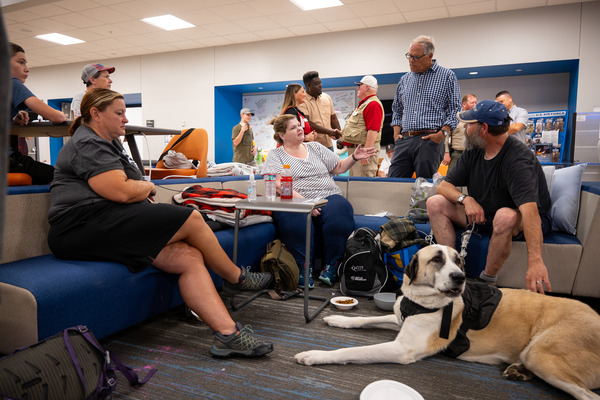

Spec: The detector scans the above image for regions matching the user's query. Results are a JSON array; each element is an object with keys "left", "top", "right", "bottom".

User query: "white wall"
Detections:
[
  {"left": 578, "top": 1, "right": 600, "bottom": 112},
  {"left": 25, "top": 2, "right": 600, "bottom": 162}
]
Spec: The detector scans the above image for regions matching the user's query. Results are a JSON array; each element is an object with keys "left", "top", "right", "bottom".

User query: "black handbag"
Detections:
[{"left": 0, "top": 326, "right": 156, "bottom": 400}]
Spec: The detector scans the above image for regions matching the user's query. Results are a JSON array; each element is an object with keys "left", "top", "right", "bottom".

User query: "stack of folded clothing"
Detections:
[
  {"left": 206, "top": 162, "right": 258, "bottom": 177},
  {"left": 173, "top": 185, "right": 272, "bottom": 227}
]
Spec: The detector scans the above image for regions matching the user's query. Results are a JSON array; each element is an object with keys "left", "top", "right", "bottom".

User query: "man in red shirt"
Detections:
[{"left": 341, "top": 75, "right": 384, "bottom": 177}]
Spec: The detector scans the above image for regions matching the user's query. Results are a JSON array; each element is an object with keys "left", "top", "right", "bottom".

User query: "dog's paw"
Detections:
[
  {"left": 295, "top": 350, "right": 330, "bottom": 366},
  {"left": 323, "top": 315, "right": 354, "bottom": 328},
  {"left": 503, "top": 363, "right": 534, "bottom": 381}
]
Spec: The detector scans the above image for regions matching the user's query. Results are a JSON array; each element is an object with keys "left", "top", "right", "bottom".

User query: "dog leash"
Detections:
[{"left": 460, "top": 224, "right": 478, "bottom": 259}]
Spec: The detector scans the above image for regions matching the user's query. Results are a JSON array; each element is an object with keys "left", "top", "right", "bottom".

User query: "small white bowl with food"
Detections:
[{"left": 330, "top": 296, "right": 358, "bottom": 310}]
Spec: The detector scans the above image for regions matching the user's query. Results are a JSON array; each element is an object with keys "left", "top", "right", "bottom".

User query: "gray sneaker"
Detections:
[
  {"left": 226, "top": 266, "right": 272, "bottom": 291},
  {"left": 210, "top": 322, "right": 274, "bottom": 357}
]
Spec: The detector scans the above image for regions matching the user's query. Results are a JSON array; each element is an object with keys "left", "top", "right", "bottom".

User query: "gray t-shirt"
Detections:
[
  {"left": 70, "top": 91, "right": 85, "bottom": 118},
  {"left": 48, "top": 124, "right": 143, "bottom": 223}
]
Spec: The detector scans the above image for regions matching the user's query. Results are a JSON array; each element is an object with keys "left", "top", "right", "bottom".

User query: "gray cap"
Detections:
[
  {"left": 240, "top": 108, "right": 255, "bottom": 115},
  {"left": 81, "top": 63, "right": 115, "bottom": 83}
]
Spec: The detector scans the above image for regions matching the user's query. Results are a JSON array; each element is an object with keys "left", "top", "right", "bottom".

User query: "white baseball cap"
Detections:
[{"left": 354, "top": 75, "right": 378, "bottom": 89}]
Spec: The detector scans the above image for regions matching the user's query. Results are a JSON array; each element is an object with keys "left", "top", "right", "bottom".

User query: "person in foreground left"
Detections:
[
  {"left": 10, "top": 42, "right": 67, "bottom": 184},
  {"left": 47, "top": 88, "right": 274, "bottom": 358}
]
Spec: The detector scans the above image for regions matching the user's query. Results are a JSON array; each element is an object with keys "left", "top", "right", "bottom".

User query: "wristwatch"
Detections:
[
  {"left": 441, "top": 129, "right": 450, "bottom": 137},
  {"left": 457, "top": 194, "right": 467, "bottom": 204}
]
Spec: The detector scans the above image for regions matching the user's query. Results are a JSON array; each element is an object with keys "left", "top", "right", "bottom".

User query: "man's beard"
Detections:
[{"left": 465, "top": 131, "right": 486, "bottom": 150}]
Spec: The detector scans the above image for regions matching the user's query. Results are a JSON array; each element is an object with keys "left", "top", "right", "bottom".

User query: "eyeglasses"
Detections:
[{"left": 405, "top": 52, "right": 427, "bottom": 61}]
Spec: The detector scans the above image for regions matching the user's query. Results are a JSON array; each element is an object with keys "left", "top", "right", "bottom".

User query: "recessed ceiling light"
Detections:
[
  {"left": 469, "top": 71, "right": 478, "bottom": 75},
  {"left": 516, "top": 69, "right": 523, "bottom": 72},
  {"left": 141, "top": 14, "right": 195, "bottom": 31},
  {"left": 35, "top": 33, "right": 84, "bottom": 45},
  {"left": 290, "top": 0, "right": 343, "bottom": 11}
]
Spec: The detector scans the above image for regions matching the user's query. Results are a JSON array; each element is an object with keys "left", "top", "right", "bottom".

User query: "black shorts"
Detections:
[{"left": 48, "top": 201, "right": 193, "bottom": 272}]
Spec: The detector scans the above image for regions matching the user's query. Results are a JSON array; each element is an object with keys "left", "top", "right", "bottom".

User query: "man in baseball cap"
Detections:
[
  {"left": 232, "top": 108, "right": 257, "bottom": 167},
  {"left": 354, "top": 75, "right": 378, "bottom": 89},
  {"left": 377, "top": 143, "right": 395, "bottom": 177},
  {"left": 71, "top": 63, "right": 115, "bottom": 118},
  {"left": 81, "top": 63, "right": 115, "bottom": 85},
  {"left": 340, "top": 75, "right": 383, "bottom": 177},
  {"left": 457, "top": 99, "right": 508, "bottom": 126},
  {"left": 427, "top": 99, "right": 553, "bottom": 294}
]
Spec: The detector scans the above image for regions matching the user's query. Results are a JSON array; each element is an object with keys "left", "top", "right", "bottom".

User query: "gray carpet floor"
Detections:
[{"left": 103, "top": 284, "right": 600, "bottom": 400}]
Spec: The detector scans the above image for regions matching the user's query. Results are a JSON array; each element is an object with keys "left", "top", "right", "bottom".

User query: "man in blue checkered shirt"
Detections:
[{"left": 388, "top": 35, "right": 461, "bottom": 179}]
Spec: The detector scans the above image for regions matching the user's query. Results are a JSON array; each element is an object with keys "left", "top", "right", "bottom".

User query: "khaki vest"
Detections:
[{"left": 342, "top": 96, "right": 384, "bottom": 145}]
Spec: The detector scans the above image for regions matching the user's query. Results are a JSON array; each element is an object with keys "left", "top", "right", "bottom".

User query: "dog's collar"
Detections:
[{"left": 400, "top": 297, "right": 453, "bottom": 339}]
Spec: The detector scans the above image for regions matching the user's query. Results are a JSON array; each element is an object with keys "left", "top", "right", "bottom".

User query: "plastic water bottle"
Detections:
[
  {"left": 255, "top": 149, "right": 262, "bottom": 165},
  {"left": 280, "top": 164, "right": 293, "bottom": 200},
  {"left": 264, "top": 171, "right": 276, "bottom": 201},
  {"left": 247, "top": 174, "right": 257, "bottom": 201}
]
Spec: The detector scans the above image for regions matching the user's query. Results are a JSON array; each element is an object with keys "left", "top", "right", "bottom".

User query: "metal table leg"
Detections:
[
  {"left": 228, "top": 199, "right": 329, "bottom": 322},
  {"left": 303, "top": 212, "right": 329, "bottom": 323},
  {"left": 124, "top": 133, "right": 146, "bottom": 175},
  {"left": 229, "top": 208, "right": 269, "bottom": 310}
]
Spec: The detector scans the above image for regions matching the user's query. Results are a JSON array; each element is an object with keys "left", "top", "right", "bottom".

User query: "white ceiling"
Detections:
[{"left": 1, "top": 0, "right": 592, "bottom": 68}]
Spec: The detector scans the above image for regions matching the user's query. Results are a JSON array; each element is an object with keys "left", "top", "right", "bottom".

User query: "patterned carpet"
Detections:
[{"left": 103, "top": 285, "right": 600, "bottom": 400}]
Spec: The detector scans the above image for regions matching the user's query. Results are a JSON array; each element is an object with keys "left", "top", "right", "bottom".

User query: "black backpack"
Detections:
[{"left": 338, "top": 228, "right": 392, "bottom": 297}]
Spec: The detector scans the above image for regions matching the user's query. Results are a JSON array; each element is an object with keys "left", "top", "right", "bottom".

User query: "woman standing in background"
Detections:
[{"left": 280, "top": 83, "right": 316, "bottom": 142}]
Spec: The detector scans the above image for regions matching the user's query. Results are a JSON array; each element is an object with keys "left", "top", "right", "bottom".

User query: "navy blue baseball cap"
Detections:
[{"left": 457, "top": 100, "right": 508, "bottom": 126}]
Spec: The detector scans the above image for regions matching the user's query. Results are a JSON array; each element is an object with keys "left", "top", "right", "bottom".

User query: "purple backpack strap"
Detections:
[
  {"left": 64, "top": 326, "right": 157, "bottom": 394},
  {"left": 62, "top": 327, "right": 89, "bottom": 395},
  {"left": 109, "top": 352, "right": 157, "bottom": 385}
]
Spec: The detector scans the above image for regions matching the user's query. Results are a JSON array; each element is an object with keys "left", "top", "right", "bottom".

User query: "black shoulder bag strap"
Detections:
[{"left": 157, "top": 128, "right": 194, "bottom": 162}]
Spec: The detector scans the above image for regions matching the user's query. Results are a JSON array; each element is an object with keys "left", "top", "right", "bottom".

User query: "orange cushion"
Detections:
[{"left": 8, "top": 173, "right": 33, "bottom": 186}]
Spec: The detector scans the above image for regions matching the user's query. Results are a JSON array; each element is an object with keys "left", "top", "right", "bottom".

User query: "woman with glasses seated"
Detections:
[{"left": 263, "top": 114, "right": 375, "bottom": 289}]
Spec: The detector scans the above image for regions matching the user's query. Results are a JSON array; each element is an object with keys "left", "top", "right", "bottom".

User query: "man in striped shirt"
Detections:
[{"left": 388, "top": 35, "right": 461, "bottom": 179}]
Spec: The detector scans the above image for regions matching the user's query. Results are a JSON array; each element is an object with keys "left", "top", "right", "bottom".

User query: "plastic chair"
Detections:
[{"left": 147, "top": 128, "right": 208, "bottom": 180}]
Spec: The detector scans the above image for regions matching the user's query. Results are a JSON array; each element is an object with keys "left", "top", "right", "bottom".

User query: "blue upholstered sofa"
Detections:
[{"left": 1, "top": 175, "right": 599, "bottom": 354}]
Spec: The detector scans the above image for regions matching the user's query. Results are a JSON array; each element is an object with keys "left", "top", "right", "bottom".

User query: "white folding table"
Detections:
[{"left": 230, "top": 197, "right": 329, "bottom": 322}]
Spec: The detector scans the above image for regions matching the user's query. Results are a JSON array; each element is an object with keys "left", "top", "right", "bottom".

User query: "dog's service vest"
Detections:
[{"left": 400, "top": 280, "right": 502, "bottom": 358}]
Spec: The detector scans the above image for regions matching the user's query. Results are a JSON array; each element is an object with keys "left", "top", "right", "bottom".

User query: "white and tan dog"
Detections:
[{"left": 295, "top": 245, "right": 600, "bottom": 400}]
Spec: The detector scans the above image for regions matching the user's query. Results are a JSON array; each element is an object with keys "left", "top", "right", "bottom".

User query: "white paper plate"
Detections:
[{"left": 360, "top": 379, "right": 424, "bottom": 400}]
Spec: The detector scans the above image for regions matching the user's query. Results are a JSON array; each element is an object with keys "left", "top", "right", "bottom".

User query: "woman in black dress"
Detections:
[{"left": 47, "top": 88, "right": 273, "bottom": 358}]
